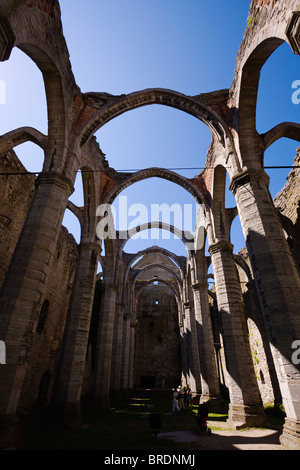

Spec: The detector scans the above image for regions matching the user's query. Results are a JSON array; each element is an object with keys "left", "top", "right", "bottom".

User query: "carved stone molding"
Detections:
[
  {"left": 79, "top": 89, "right": 227, "bottom": 146},
  {"left": 286, "top": 11, "right": 300, "bottom": 55},
  {"left": 0, "top": 16, "right": 15, "bottom": 61},
  {"left": 208, "top": 240, "right": 234, "bottom": 256},
  {"left": 229, "top": 168, "right": 270, "bottom": 195}
]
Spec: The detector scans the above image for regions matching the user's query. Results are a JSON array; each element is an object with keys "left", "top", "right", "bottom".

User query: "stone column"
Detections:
[
  {"left": 128, "top": 321, "right": 136, "bottom": 391},
  {"left": 52, "top": 241, "right": 100, "bottom": 427},
  {"left": 179, "top": 318, "right": 187, "bottom": 386},
  {"left": 0, "top": 171, "right": 73, "bottom": 448},
  {"left": 120, "top": 314, "right": 131, "bottom": 394},
  {"left": 93, "top": 283, "right": 117, "bottom": 408},
  {"left": 230, "top": 169, "right": 300, "bottom": 448},
  {"left": 192, "top": 282, "right": 223, "bottom": 410},
  {"left": 110, "top": 303, "right": 124, "bottom": 402},
  {"left": 182, "top": 301, "right": 201, "bottom": 395},
  {"left": 209, "top": 240, "right": 266, "bottom": 429}
]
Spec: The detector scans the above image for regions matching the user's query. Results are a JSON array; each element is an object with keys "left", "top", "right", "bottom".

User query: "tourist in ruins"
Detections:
[
  {"left": 177, "top": 385, "right": 184, "bottom": 410},
  {"left": 183, "top": 384, "right": 192, "bottom": 408},
  {"left": 172, "top": 388, "right": 181, "bottom": 414}
]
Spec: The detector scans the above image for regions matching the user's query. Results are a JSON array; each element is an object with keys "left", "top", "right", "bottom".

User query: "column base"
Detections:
[
  {"left": 227, "top": 403, "right": 267, "bottom": 430},
  {"left": 0, "top": 413, "right": 22, "bottom": 449},
  {"left": 280, "top": 418, "right": 300, "bottom": 450},
  {"left": 110, "top": 389, "right": 123, "bottom": 406},
  {"left": 200, "top": 394, "right": 228, "bottom": 414},
  {"left": 92, "top": 393, "right": 111, "bottom": 410},
  {"left": 49, "top": 402, "right": 83, "bottom": 429}
]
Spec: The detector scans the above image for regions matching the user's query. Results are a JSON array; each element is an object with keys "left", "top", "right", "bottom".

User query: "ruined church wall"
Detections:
[
  {"left": 233, "top": 148, "right": 300, "bottom": 406},
  {"left": 134, "top": 283, "right": 181, "bottom": 389},
  {"left": 0, "top": 151, "right": 35, "bottom": 288},
  {"left": 0, "top": 151, "right": 78, "bottom": 414},
  {"left": 18, "top": 226, "right": 78, "bottom": 413}
]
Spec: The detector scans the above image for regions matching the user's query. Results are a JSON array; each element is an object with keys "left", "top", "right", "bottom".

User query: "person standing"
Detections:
[{"left": 172, "top": 388, "right": 181, "bottom": 414}]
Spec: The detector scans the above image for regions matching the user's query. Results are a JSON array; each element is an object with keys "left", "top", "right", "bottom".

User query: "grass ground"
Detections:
[
  {"left": 20, "top": 392, "right": 284, "bottom": 451},
  {"left": 20, "top": 392, "right": 206, "bottom": 450}
]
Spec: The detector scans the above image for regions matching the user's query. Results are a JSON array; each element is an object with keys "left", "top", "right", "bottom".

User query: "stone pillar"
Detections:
[
  {"left": 182, "top": 301, "right": 201, "bottom": 395},
  {"left": 230, "top": 169, "right": 300, "bottom": 448},
  {"left": 128, "top": 321, "right": 135, "bottom": 391},
  {"left": 93, "top": 283, "right": 117, "bottom": 408},
  {"left": 179, "top": 319, "right": 187, "bottom": 386},
  {"left": 0, "top": 16, "right": 15, "bottom": 61},
  {"left": 209, "top": 240, "right": 266, "bottom": 429},
  {"left": 120, "top": 314, "right": 131, "bottom": 394},
  {"left": 192, "top": 282, "right": 223, "bottom": 410},
  {"left": 52, "top": 241, "right": 100, "bottom": 427},
  {"left": 110, "top": 303, "right": 124, "bottom": 402},
  {"left": 0, "top": 172, "right": 73, "bottom": 448}
]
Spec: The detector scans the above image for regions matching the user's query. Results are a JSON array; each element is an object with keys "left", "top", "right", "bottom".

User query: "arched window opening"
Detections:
[
  {"left": 36, "top": 299, "right": 49, "bottom": 333},
  {"left": 1, "top": 48, "right": 47, "bottom": 136},
  {"left": 62, "top": 208, "right": 81, "bottom": 244},
  {"left": 69, "top": 171, "right": 84, "bottom": 208},
  {"left": 95, "top": 105, "right": 212, "bottom": 177},
  {"left": 256, "top": 42, "right": 300, "bottom": 200},
  {"left": 12, "top": 142, "right": 45, "bottom": 175},
  {"left": 257, "top": 43, "right": 299, "bottom": 135}
]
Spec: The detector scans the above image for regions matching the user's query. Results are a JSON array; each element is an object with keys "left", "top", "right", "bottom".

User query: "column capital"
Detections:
[
  {"left": 208, "top": 240, "right": 233, "bottom": 256},
  {"left": 192, "top": 282, "right": 208, "bottom": 291},
  {"left": 78, "top": 241, "right": 102, "bottom": 255},
  {"left": 0, "top": 16, "right": 15, "bottom": 61},
  {"left": 35, "top": 171, "right": 74, "bottom": 196},
  {"left": 229, "top": 168, "right": 269, "bottom": 195},
  {"left": 286, "top": 11, "right": 300, "bottom": 55},
  {"left": 103, "top": 282, "right": 118, "bottom": 292}
]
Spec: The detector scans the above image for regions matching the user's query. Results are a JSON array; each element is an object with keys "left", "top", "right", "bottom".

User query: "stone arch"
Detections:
[
  {"left": 134, "top": 277, "right": 181, "bottom": 308},
  {"left": 262, "top": 122, "right": 300, "bottom": 151},
  {"left": 125, "top": 246, "right": 184, "bottom": 278},
  {"left": 0, "top": 127, "right": 47, "bottom": 154},
  {"left": 132, "top": 262, "right": 182, "bottom": 287},
  {"left": 77, "top": 88, "right": 229, "bottom": 147},
  {"left": 117, "top": 221, "right": 194, "bottom": 253},
  {"left": 13, "top": 37, "right": 69, "bottom": 172},
  {"left": 118, "top": 246, "right": 185, "bottom": 306},
  {"left": 102, "top": 167, "right": 205, "bottom": 206},
  {"left": 236, "top": 27, "right": 296, "bottom": 166}
]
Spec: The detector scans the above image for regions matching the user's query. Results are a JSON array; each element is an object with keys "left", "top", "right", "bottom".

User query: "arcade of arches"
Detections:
[{"left": 0, "top": 0, "right": 300, "bottom": 450}]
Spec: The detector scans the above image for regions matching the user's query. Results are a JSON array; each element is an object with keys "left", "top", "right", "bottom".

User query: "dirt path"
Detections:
[{"left": 158, "top": 420, "right": 283, "bottom": 451}]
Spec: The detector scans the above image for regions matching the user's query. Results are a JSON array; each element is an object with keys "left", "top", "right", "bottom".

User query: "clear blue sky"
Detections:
[{"left": 0, "top": 0, "right": 299, "bottom": 259}]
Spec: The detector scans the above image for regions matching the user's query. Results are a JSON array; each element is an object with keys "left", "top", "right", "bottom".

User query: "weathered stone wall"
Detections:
[
  {"left": 134, "top": 283, "right": 181, "bottom": 389},
  {"left": 0, "top": 151, "right": 78, "bottom": 415},
  {"left": 18, "top": 226, "right": 78, "bottom": 414},
  {"left": 0, "top": 151, "right": 35, "bottom": 288},
  {"left": 232, "top": 148, "right": 300, "bottom": 406},
  {"left": 274, "top": 148, "right": 300, "bottom": 275}
]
